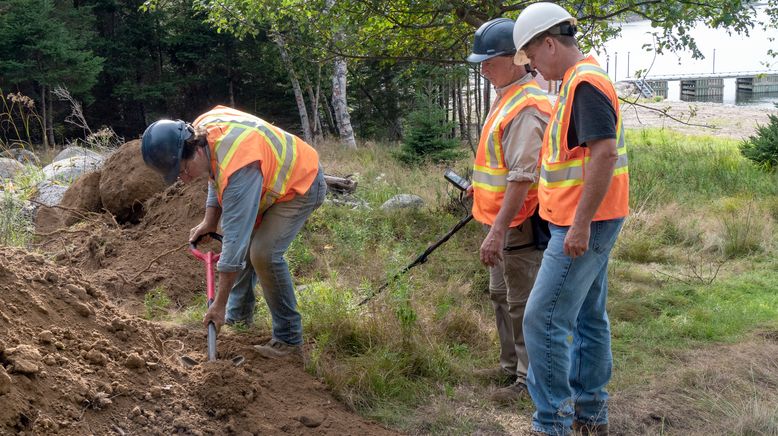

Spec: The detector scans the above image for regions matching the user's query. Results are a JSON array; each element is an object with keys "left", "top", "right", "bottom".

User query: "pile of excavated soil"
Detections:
[
  {"left": 0, "top": 246, "right": 394, "bottom": 435},
  {"left": 38, "top": 179, "right": 211, "bottom": 314}
]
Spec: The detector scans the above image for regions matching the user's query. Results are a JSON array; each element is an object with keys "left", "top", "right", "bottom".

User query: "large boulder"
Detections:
[
  {"left": 0, "top": 158, "right": 24, "bottom": 180},
  {"left": 99, "top": 140, "right": 167, "bottom": 223},
  {"left": 2, "top": 148, "right": 39, "bottom": 166},
  {"left": 32, "top": 181, "right": 68, "bottom": 207},
  {"left": 53, "top": 146, "right": 102, "bottom": 163},
  {"left": 380, "top": 194, "right": 425, "bottom": 210},
  {"left": 42, "top": 155, "right": 104, "bottom": 184}
]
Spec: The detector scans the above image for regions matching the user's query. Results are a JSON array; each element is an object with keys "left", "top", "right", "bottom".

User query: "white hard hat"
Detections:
[{"left": 513, "top": 2, "right": 577, "bottom": 65}]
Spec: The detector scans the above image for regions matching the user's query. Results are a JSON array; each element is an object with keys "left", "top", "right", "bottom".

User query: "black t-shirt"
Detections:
[{"left": 567, "top": 82, "right": 617, "bottom": 149}]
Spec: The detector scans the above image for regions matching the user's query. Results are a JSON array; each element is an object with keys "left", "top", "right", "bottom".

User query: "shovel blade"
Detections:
[{"left": 180, "top": 355, "right": 199, "bottom": 368}]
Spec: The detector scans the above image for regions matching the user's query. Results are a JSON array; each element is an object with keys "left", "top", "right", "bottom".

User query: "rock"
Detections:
[
  {"left": 73, "top": 302, "right": 93, "bottom": 317},
  {"left": 0, "top": 366, "right": 11, "bottom": 395},
  {"left": 53, "top": 146, "right": 103, "bottom": 163},
  {"left": 297, "top": 410, "right": 325, "bottom": 428},
  {"left": 124, "top": 353, "right": 144, "bottom": 370},
  {"left": 38, "top": 330, "right": 55, "bottom": 344},
  {"left": 380, "top": 194, "right": 425, "bottom": 210},
  {"left": 0, "top": 157, "right": 24, "bottom": 180},
  {"left": 2, "top": 147, "right": 39, "bottom": 165},
  {"left": 6, "top": 345, "right": 42, "bottom": 375},
  {"left": 324, "top": 195, "right": 371, "bottom": 210},
  {"left": 33, "top": 181, "right": 68, "bottom": 207},
  {"left": 42, "top": 155, "right": 104, "bottom": 184},
  {"left": 85, "top": 349, "right": 107, "bottom": 366},
  {"left": 99, "top": 140, "right": 167, "bottom": 223}
]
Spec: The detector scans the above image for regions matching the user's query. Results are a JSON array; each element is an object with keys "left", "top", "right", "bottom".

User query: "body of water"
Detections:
[{"left": 592, "top": 3, "right": 778, "bottom": 107}]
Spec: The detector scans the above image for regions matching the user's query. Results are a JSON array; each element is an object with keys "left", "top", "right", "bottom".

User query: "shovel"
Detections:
[{"left": 180, "top": 232, "right": 245, "bottom": 368}]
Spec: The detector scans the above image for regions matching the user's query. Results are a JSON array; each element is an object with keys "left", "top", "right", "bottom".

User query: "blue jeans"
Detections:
[
  {"left": 226, "top": 168, "right": 327, "bottom": 345},
  {"left": 523, "top": 218, "right": 624, "bottom": 435}
]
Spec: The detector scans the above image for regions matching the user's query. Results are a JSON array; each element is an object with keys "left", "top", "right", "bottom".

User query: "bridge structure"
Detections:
[{"left": 619, "top": 70, "right": 778, "bottom": 100}]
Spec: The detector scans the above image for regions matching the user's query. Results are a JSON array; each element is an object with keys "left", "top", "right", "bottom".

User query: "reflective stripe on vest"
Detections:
[
  {"left": 473, "top": 83, "right": 550, "bottom": 193},
  {"left": 197, "top": 114, "right": 298, "bottom": 213},
  {"left": 540, "top": 59, "right": 628, "bottom": 187},
  {"left": 472, "top": 80, "right": 551, "bottom": 227},
  {"left": 538, "top": 56, "right": 629, "bottom": 225}
]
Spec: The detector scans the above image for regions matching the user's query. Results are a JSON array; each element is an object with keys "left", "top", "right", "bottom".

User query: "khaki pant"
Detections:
[{"left": 487, "top": 220, "right": 543, "bottom": 383}]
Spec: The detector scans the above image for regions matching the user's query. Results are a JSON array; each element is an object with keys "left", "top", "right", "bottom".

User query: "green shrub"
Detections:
[
  {"left": 396, "top": 97, "right": 463, "bottom": 165},
  {"left": 740, "top": 114, "right": 778, "bottom": 170},
  {"left": 144, "top": 287, "right": 171, "bottom": 320}
]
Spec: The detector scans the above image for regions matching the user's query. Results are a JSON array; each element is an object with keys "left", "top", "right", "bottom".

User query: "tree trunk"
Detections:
[
  {"left": 323, "top": 174, "right": 357, "bottom": 194},
  {"left": 272, "top": 32, "right": 312, "bottom": 144},
  {"left": 474, "top": 69, "right": 481, "bottom": 129},
  {"left": 322, "top": 94, "right": 337, "bottom": 136},
  {"left": 327, "top": 0, "right": 357, "bottom": 149},
  {"left": 448, "top": 79, "right": 454, "bottom": 138},
  {"left": 331, "top": 56, "right": 356, "bottom": 149},
  {"left": 457, "top": 77, "right": 466, "bottom": 140},
  {"left": 483, "top": 78, "right": 491, "bottom": 124},
  {"left": 40, "top": 84, "right": 49, "bottom": 149},
  {"left": 46, "top": 87, "right": 55, "bottom": 147},
  {"left": 306, "top": 82, "right": 323, "bottom": 145}
]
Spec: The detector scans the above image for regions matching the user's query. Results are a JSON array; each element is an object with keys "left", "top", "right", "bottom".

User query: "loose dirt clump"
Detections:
[
  {"left": 0, "top": 245, "right": 395, "bottom": 435},
  {"left": 35, "top": 171, "right": 103, "bottom": 234},
  {"left": 99, "top": 139, "right": 167, "bottom": 223}
]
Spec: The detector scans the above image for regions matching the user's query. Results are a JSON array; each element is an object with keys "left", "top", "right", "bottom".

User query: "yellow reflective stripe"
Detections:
[
  {"left": 473, "top": 170, "right": 507, "bottom": 188},
  {"left": 539, "top": 177, "right": 584, "bottom": 188},
  {"left": 543, "top": 156, "right": 587, "bottom": 171},
  {"left": 220, "top": 129, "right": 252, "bottom": 172},
  {"left": 275, "top": 133, "right": 298, "bottom": 195},
  {"left": 472, "top": 180, "right": 506, "bottom": 193},
  {"left": 549, "top": 64, "right": 607, "bottom": 162},
  {"left": 474, "top": 165, "right": 508, "bottom": 176}
]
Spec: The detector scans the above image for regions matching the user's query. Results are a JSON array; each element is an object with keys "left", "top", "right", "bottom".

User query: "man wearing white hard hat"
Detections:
[{"left": 513, "top": 3, "right": 630, "bottom": 436}]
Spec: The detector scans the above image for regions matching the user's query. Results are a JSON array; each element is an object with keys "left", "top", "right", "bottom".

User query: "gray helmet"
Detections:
[
  {"left": 141, "top": 119, "right": 192, "bottom": 184},
  {"left": 467, "top": 18, "right": 517, "bottom": 63}
]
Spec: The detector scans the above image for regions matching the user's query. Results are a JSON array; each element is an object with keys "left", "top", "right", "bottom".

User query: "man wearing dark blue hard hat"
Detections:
[{"left": 467, "top": 17, "right": 552, "bottom": 404}]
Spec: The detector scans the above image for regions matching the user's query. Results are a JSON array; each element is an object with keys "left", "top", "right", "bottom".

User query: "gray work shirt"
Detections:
[{"left": 206, "top": 164, "right": 262, "bottom": 273}]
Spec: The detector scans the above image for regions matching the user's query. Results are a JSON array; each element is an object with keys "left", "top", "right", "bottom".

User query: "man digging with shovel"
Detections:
[{"left": 141, "top": 105, "right": 327, "bottom": 359}]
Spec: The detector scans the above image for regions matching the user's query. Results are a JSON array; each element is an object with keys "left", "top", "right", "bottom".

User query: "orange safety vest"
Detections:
[
  {"left": 193, "top": 106, "right": 319, "bottom": 224},
  {"left": 472, "top": 80, "right": 552, "bottom": 227},
  {"left": 538, "top": 56, "right": 629, "bottom": 226}
]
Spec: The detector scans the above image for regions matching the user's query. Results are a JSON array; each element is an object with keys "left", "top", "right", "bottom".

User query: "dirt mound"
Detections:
[
  {"left": 0, "top": 246, "right": 394, "bottom": 435},
  {"left": 35, "top": 171, "right": 103, "bottom": 234},
  {"left": 37, "top": 180, "right": 210, "bottom": 312},
  {"left": 99, "top": 140, "right": 167, "bottom": 223}
]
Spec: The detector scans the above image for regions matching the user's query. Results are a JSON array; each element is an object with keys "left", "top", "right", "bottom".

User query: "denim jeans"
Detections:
[
  {"left": 523, "top": 218, "right": 624, "bottom": 435},
  {"left": 225, "top": 168, "right": 327, "bottom": 345}
]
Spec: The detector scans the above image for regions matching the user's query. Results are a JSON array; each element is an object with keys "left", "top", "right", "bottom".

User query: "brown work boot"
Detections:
[
  {"left": 473, "top": 367, "right": 515, "bottom": 385},
  {"left": 253, "top": 338, "right": 302, "bottom": 359},
  {"left": 489, "top": 380, "right": 529, "bottom": 404},
  {"left": 573, "top": 420, "right": 609, "bottom": 436}
]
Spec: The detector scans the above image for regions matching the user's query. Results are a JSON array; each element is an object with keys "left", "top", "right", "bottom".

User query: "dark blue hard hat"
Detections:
[
  {"left": 141, "top": 119, "right": 192, "bottom": 184},
  {"left": 467, "top": 18, "right": 517, "bottom": 63}
]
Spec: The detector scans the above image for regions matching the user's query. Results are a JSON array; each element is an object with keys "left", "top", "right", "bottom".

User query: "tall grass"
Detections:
[
  {"left": 0, "top": 166, "right": 45, "bottom": 246},
  {"left": 626, "top": 129, "right": 778, "bottom": 208}
]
